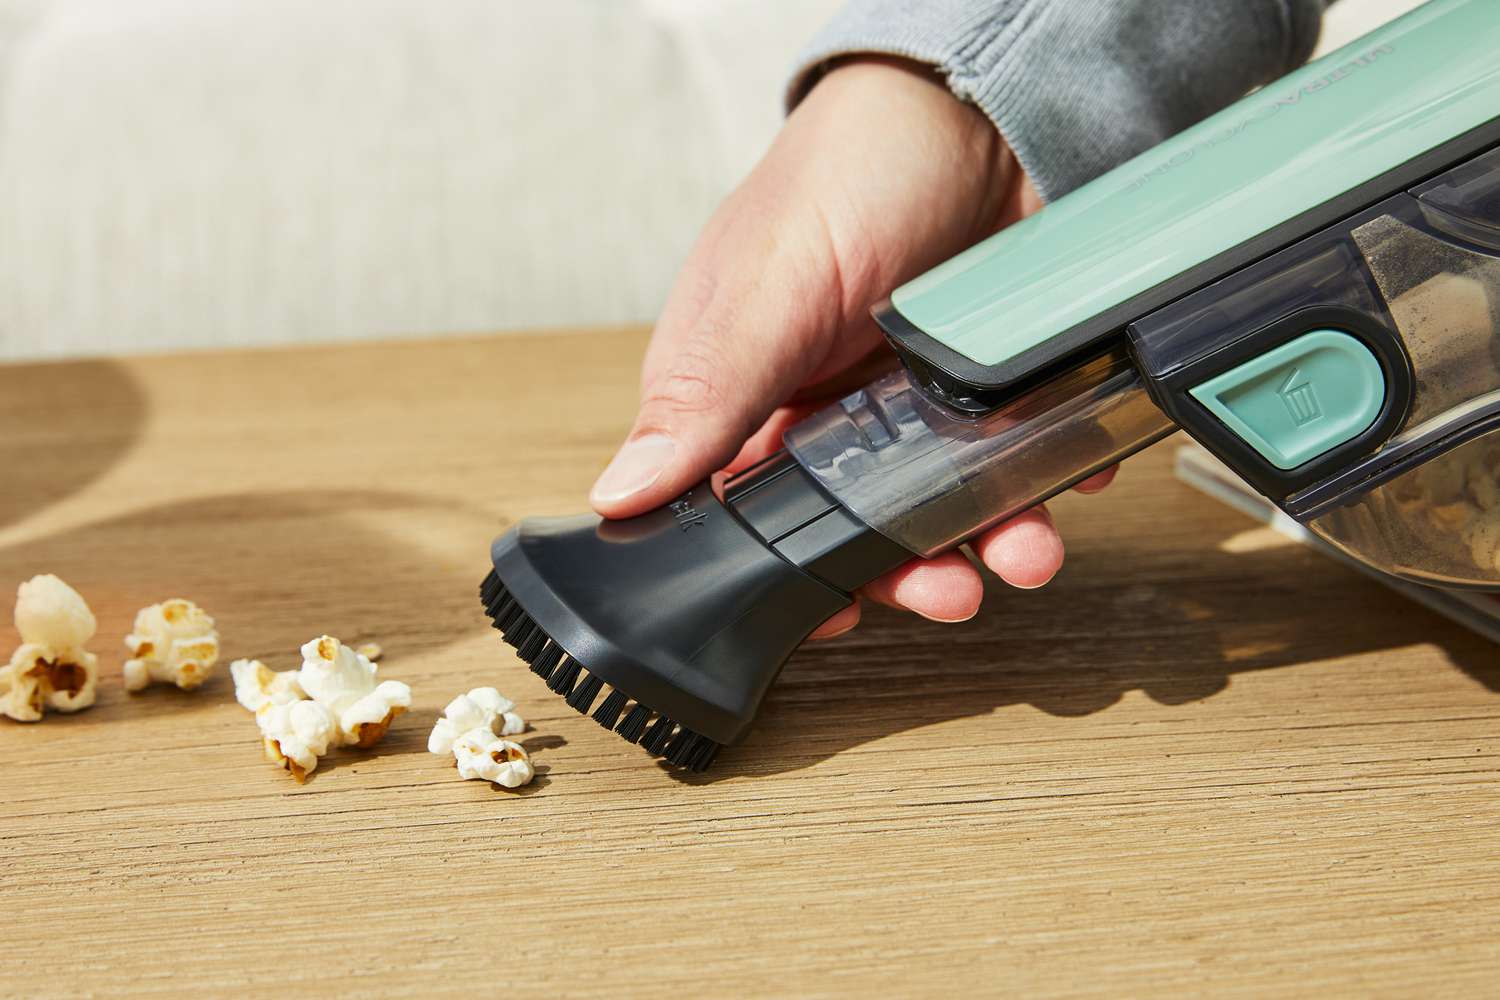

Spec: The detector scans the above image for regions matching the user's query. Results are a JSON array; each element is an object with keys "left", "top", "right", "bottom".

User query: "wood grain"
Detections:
[{"left": 1, "top": 329, "right": 1496, "bottom": 998}]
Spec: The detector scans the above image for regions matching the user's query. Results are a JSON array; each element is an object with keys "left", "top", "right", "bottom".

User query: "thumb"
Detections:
[{"left": 588, "top": 217, "right": 845, "bottom": 518}]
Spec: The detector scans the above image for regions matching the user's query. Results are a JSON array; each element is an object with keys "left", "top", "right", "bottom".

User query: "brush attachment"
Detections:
[
  {"left": 481, "top": 569, "right": 722, "bottom": 770},
  {"left": 480, "top": 452, "right": 911, "bottom": 771}
]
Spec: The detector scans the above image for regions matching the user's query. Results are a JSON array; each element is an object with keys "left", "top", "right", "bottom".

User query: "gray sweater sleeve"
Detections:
[{"left": 789, "top": 0, "right": 1334, "bottom": 201}]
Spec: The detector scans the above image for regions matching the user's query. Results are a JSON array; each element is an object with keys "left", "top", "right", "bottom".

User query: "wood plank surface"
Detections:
[{"left": 1, "top": 328, "right": 1496, "bottom": 998}]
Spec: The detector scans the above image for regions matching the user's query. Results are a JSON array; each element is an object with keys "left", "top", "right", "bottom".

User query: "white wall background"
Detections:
[{"left": 0, "top": 0, "right": 1435, "bottom": 360}]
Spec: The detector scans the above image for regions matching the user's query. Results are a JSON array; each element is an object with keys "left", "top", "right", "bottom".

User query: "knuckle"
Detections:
[{"left": 641, "top": 343, "right": 735, "bottom": 416}]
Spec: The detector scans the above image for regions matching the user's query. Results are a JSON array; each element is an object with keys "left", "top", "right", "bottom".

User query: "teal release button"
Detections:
[{"left": 1188, "top": 329, "right": 1386, "bottom": 470}]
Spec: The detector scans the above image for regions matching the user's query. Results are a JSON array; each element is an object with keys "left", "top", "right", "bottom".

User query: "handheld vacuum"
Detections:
[{"left": 482, "top": 0, "right": 1500, "bottom": 771}]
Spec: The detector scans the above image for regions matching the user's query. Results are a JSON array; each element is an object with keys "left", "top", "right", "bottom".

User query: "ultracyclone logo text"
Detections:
[{"left": 1122, "top": 44, "right": 1396, "bottom": 194}]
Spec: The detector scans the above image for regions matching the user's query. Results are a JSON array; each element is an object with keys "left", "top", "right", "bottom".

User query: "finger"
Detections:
[
  {"left": 861, "top": 550, "right": 984, "bottom": 623},
  {"left": 723, "top": 403, "right": 824, "bottom": 475},
  {"left": 723, "top": 343, "right": 901, "bottom": 476},
  {"left": 1072, "top": 464, "right": 1118, "bottom": 495},
  {"left": 588, "top": 189, "right": 862, "bottom": 518},
  {"left": 808, "top": 600, "right": 861, "bottom": 640},
  {"left": 972, "top": 505, "right": 1065, "bottom": 590},
  {"left": 786, "top": 343, "right": 901, "bottom": 405}
]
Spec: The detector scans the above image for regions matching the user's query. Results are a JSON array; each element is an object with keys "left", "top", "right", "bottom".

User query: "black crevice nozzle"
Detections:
[{"left": 480, "top": 450, "right": 910, "bottom": 771}]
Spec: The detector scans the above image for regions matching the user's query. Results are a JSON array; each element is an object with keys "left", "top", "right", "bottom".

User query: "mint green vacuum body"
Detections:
[{"left": 483, "top": 0, "right": 1500, "bottom": 772}]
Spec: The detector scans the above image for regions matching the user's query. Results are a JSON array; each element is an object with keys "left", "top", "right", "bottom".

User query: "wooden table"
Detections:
[{"left": 2, "top": 329, "right": 1496, "bottom": 997}]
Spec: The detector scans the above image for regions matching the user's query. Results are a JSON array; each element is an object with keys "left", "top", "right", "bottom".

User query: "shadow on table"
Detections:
[
  {"left": 674, "top": 530, "right": 1498, "bottom": 782},
  {"left": 0, "top": 360, "right": 146, "bottom": 530}
]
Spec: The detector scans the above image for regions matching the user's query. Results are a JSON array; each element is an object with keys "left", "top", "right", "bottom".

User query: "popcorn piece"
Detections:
[
  {"left": 0, "top": 575, "right": 99, "bottom": 722},
  {"left": 428, "top": 687, "right": 526, "bottom": 755},
  {"left": 1429, "top": 500, "right": 1478, "bottom": 534},
  {"left": 452, "top": 727, "right": 535, "bottom": 788},
  {"left": 1470, "top": 451, "right": 1500, "bottom": 511},
  {"left": 1465, "top": 506, "right": 1500, "bottom": 573},
  {"left": 0, "top": 646, "right": 99, "bottom": 723},
  {"left": 15, "top": 574, "right": 96, "bottom": 649},
  {"left": 257, "top": 698, "right": 337, "bottom": 783},
  {"left": 123, "top": 599, "right": 220, "bottom": 692},
  {"left": 298, "top": 635, "right": 411, "bottom": 747},
  {"left": 233, "top": 658, "right": 317, "bottom": 780},
  {"left": 231, "top": 658, "right": 305, "bottom": 711},
  {"left": 355, "top": 642, "right": 383, "bottom": 662}
]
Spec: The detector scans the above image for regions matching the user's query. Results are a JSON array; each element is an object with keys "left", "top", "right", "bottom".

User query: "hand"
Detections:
[{"left": 589, "top": 58, "right": 1116, "bottom": 637}]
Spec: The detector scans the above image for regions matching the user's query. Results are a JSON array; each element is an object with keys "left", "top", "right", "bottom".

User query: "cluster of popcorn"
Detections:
[
  {"left": 4, "top": 577, "right": 545, "bottom": 794},
  {"left": 1388, "top": 441, "right": 1500, "bottom": 573},
  {"left": 232, "top": 635, "right": 411, "bottom": 782},
  {"left": 0, "top": 577, "right": 224, "bottom": 722},
  {"left": 427, "top": 687, "right": 533, "bottom": 788}
]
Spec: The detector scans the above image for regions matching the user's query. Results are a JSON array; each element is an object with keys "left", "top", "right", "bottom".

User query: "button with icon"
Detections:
[{"left": 1188, "top": 328, "right": 1386, "bottom": 470}]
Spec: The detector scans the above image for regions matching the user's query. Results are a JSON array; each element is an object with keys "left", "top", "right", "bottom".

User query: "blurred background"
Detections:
[{"left": 0, "top": 0, "right": 1424, "bottom": 361}]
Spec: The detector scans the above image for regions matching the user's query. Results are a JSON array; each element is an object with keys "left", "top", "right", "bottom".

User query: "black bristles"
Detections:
[
  {"left": 499, "top": 598, "right": 527, "bottom": 631},
  {"left": 566, "top": 672, "right": 604, "bottom": 713},
  {"left": 480, "top": 575, "right": 520, "bottom": 633},
  {"left": 641, "top": 716, "right": 677, "bottom": 755},
  {"left": 660, "top": 729, "right": 720, "bottom": 772},
  {"left": 516, "top": 628, "right": 549, "bottom": 664},
  {"left": 504, "top": 616, "right": 535, "bottom": 647},
  {"left": 488, "top": 596, "right": 517, "bottom": 628},
  {"left": 615, "top": 704, "right": 651, "bottom": 744},
  {"left": 480, "top": 570, "right": 724, "bottom": 772},
  {"left": 480, "top": 571, "right": 504, "bottom": 605},
  {"left": 688, "top": 740, "right": 720, "bottom": 772},
  {"left": 591, "top": 689, "right": 629, "bottom": 730},
  {"left": 681, "top": 738, "right": 708, "bottom": 769},
  {"left": 663, "top": 727, "right": 694, "bottom": 761},
  {"left": 546, "top": 657, "right": 582, "bottom": 696},
  {"left": 529, "top": 642, "right": 565, "bottom": 681}
]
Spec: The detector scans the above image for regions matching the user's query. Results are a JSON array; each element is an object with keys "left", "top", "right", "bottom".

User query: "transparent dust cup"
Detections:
[
  {"left": 1308, "top": 428, "right": 1500, "bottom": 589},
  {"left": 1307, "top": 157, "right": 1500, "bottom": 589},
  {"left": 785, "top": 350, "right": 1175, "bottom": 558}
]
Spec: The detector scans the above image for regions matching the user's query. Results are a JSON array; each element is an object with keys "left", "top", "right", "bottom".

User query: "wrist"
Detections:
[{"left": 797, "top": 55, "right": 1038, "bottom": 243}]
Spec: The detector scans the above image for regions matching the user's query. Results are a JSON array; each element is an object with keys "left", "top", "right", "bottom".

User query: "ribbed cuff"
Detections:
[
  {"left": 788, "top": 0, "right": 1320, "bottom": 202},
  {"left": 785, "top": 1, "right": 1010, "bottom": 110}
]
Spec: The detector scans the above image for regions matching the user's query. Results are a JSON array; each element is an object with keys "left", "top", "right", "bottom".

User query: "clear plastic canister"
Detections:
[
  {"left": 784, "top": 350, "right": 1176, "bottom": 558},
  {"left": 1308, "top": 427, "right": 1500, "bottom": 588}
]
